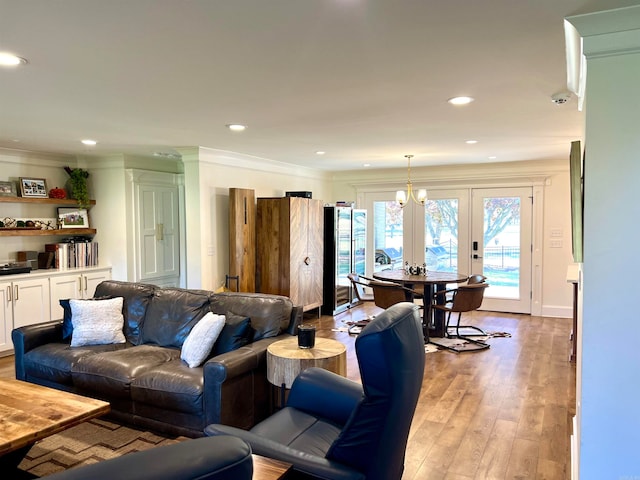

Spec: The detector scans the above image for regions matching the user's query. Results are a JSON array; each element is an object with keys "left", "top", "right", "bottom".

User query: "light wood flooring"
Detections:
[{"left": 0, "top": 304, "right": 575, "bottom": 479}]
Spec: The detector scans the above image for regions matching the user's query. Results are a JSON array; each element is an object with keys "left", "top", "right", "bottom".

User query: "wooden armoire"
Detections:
[{"left": 256, "top": 196, "right": 324, "bottom": 312}]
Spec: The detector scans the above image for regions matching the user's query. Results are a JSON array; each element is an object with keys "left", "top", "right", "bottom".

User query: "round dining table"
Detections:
[{"left": 372, "top": 269, "right": 468, "bottom": 339}]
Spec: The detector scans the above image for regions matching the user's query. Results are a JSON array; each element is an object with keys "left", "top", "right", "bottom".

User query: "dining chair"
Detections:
[
  {"left": 347, "top": 272, "right": 375, "bottom": 303},
  {"left": 432, "top": 283, "right": 490, "bottom": 351},
  {"left": 369, "top": 280, "right": 423, "bottom": 310}
]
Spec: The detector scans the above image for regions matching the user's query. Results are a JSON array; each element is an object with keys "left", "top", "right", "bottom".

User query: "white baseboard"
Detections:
[{"left": 541, "top": 304, "right": 573, "bottom": 318}]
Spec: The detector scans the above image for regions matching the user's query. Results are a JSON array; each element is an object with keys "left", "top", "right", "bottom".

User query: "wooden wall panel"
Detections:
[{"left": 229, "top": 188, "right": 256, "bottom": 292}]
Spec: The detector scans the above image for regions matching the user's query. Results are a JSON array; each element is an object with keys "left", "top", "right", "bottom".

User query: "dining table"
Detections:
[{"left": 372, "top": 269, "right": 468, "bottom": 339}]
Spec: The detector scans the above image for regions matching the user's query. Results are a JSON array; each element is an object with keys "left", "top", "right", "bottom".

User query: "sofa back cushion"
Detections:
[
  {"left": 210, "top": 292, "right": 293, "bottom": 341},
  {"left": 94, "top": 280, "right": 157, "bottom": 345},
  {"left": 141, "top": 288, "right": 211, "bottom": 348}
]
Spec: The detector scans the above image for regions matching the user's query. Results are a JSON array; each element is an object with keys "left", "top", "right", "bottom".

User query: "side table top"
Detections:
[
  {"left": 267, "top": 337, "right": 347, "bottom": 389},
  {"left": 267, "top": 336, "right": 346, "bottom": 360}
]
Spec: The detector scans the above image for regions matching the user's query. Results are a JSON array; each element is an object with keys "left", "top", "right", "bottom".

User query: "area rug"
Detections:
[{"left": 18, "top": 418, "right": 187, "bottom": 478}]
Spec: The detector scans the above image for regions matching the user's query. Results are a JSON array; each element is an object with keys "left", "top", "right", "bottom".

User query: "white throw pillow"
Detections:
[
  {"left": 181, "top": 312, "right": 226, "bottom": 368},
  {"left": 70, "top": 297, "right": 126, "bottom": 347}
]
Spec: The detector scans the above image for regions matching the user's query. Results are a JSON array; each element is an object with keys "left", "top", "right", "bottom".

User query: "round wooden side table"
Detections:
[{"left": 267, "top": 336, "right": 347, "bottom": 407}]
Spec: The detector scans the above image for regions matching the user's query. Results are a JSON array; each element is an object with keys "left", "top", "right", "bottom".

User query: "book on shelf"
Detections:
[{"left": 45, "top": 242, "right": 99, "bottom": 269}]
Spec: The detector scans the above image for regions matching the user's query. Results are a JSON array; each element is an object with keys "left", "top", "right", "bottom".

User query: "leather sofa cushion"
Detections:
[
  {"left": 141, "top": 288, "right": 211, "bottom": 348},
  {"left": 71, "top": 345, "right": 180, "bottom": 399},
  {"left": 210, "top": 292, "right": 293, "bottom": 341},
  {"left": 131, "top": 359, "right": 203, "bottom": 414},
  {"left": 94, "top": 281, "right": 157, "bottom": 345},
  {"left": 23, "top": 342, "right": 127, "bottom": 385}
]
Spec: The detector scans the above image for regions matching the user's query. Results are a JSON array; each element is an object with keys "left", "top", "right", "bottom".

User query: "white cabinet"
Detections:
[
  {"left": 49, "top": 268, "right": 112, "bottom": 320},
  {"left": 127, "top": 170, "right": 183, "bottom": 287},
  {"left": 0, "top": 266, "right": 112, "bottom": 354},
  {"left": 0, "top": 276, "right": 50, "bottom": 353}
]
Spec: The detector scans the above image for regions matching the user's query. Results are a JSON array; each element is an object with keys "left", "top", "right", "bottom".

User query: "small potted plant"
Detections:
[{"left": 64, "top": 167, "right": 90, "bottom": 208}]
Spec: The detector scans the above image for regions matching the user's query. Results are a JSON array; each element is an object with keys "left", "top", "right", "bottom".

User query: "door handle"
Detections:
[
  {"left": 473, "top": 254, "right": 483, "bottom": 259},
  {"left": 14, "top": 285, "right": 18, "bottom": 301},
  {"left": 7, "top": 286, "right": 11, "bottom": 302},
  {"left": 157, "top": 223, "right": 164, "bottom": 241}
]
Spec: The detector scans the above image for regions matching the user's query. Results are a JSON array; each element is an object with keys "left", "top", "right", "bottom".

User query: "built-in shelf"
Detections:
[
  {"left": 0, "top": 197, "right": 96, "bottom": 206},
  {"left": 0, "top": 228, "right": 96, "bottom": 237},
  {"left": 0, "top": 197, "right": 97, "bottom": 237}
]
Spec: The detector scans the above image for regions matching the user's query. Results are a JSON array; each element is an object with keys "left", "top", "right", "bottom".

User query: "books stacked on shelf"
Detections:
[{"left": 45, "top": 241, "right": 99, "bottom": 269}]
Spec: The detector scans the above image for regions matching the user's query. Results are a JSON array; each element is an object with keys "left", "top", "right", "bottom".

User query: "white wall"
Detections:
[
  {"left": 331, "top": 158, "right": 575, "bottom": 317},
  {"left": 568, "top": 6, "right": 640, "bottom": 478},
  {"left": 181, "top": 147, "right": 333, "bottom": 290}
]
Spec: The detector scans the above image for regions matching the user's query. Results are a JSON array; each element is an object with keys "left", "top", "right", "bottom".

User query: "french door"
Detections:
[
  {"left": 471, "top": 187, "right": 532, "bottom": 313},
  {"left": 364, "top": 186, "right": 532, "bottom": 314}
]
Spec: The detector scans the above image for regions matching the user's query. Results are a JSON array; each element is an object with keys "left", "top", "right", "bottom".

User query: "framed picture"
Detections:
[
  {"left": 19, "top": 177, "right": 48, "bottom": 198},
  {"left": 58, "top": 208, "right": 89, "bottom": 229},
  {"left": 0, "top": 181, "right": 17, "bottom": 197}
]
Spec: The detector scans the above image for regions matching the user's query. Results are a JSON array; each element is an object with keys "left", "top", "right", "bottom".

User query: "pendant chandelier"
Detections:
[{"left": 396, "top": 154, "right": 427, "bottom": 208}]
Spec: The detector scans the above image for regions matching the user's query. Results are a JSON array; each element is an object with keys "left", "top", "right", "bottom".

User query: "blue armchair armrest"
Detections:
[
  {"left": 286, "top": 367, "right": 363, "bottom": 426},
  {"left": 43, "top": 435, "right": 252, "bottom": 480}
]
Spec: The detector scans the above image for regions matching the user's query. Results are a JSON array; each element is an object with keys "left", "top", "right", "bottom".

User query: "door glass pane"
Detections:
[
  {"left": 373, "top": 201, "right": 403, "bottom": 272},
  {"left": 424, "top": 199, "right": 458, "bottom": 273},
  {"left": 336, "top": 207, "right": 352, "bottom": 309},
  {"left": 352, "top": 210, "right": 366, "bottom": 276},
  {"left": 483, "top": 196, "right": 521, "bottom": 299}
]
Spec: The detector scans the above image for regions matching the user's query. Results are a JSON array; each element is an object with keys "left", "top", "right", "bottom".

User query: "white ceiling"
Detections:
[{"left": 0, "top": 0, "right": 636, "bottom": 171}]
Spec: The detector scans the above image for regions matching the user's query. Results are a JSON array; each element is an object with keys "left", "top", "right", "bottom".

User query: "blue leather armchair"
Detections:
[
  {"left": 205, "top": 302, "right": 425, "bottom": 480},
  {"left": 43, "top": 435, "right": 252, "bottom": 480}
]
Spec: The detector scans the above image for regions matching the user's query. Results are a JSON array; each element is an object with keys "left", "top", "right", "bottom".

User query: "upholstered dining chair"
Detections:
[
  {"left": 432, "top": 283, "right": 490, "bottom": 351},
  {"left": 205, "top": 302, "right": 426, "bottom": 480}
]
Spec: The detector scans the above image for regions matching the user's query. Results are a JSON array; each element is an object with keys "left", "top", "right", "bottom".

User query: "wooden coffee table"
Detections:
[
  {"left": 253, "top": 454, "right": 293, "bottom": 479},
  {"left": 0, "top": 378, "right": 110, "bottom": 468}
]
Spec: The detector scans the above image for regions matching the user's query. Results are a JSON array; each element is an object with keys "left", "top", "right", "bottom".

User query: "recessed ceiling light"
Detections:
[
  {"left": 488, "top": 156, "right": 497, "bottom": 160},
  {"left": 0, "top": 52, "right": 28, "bottom": 67},
  {"left": 81, "top": 139, "right": 97, "bottom": 146},
  {"left": 363, "top": 163, "right": 371, "bottom": 167},
  {"left": 226, "top": 124, "right": 246, "bottom": 132},
  {"left": 316, "top": 151, "right": 326, "bottom": 155},
  {"left": 465, "top": 140, "right": 478, "bottom": 144},
  {"left": 448, "top": 96, "right": 474, "bottom": 106}
]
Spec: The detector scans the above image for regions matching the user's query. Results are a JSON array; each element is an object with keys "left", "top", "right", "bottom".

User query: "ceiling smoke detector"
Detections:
[{"left": 551, "top": 92, "right": 572, "bottom": 105}]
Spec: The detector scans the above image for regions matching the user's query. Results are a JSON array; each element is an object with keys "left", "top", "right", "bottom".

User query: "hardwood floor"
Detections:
[
  {"left": 311, "top": 304, "right": 575, "bottom": 480},
  {"left": 0, "top": 304, "right": 575, "bottom": 479}
]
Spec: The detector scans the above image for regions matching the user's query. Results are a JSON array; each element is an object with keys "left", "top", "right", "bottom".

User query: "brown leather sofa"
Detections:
[{"left": 12, "top": 280, "right": 302, "bottom": 438}]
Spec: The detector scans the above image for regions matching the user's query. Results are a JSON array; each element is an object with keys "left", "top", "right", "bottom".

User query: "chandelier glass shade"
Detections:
[{"left": 396, "top": 155, "right": 427, "bottom": 208}]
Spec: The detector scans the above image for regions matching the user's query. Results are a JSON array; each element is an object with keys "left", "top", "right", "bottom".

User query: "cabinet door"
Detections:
[
  {"left": 299, "top": 199, "right": 324, "bottom": 311},
  {"left": 307, "top": 199, "right": 324, "bottom": 309},
  {"left": 12, "top": 278, "right": 50, "bottom": 328},
  {"left": 0, "top": 281, "right": 13, "bottom": 353},
  {"left": 50, "top": 274, "right": 82, "bottom": 320},
  {"left": 83, "top": 269, "right": 111, "bottom": 298},
  {"left": 138, "top": 184, "right": 180, "bottom": 283}
]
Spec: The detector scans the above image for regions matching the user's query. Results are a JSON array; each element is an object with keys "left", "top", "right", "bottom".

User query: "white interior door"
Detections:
[{"left": 471, "top": 187, "right": 532, "bottom": 313}]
